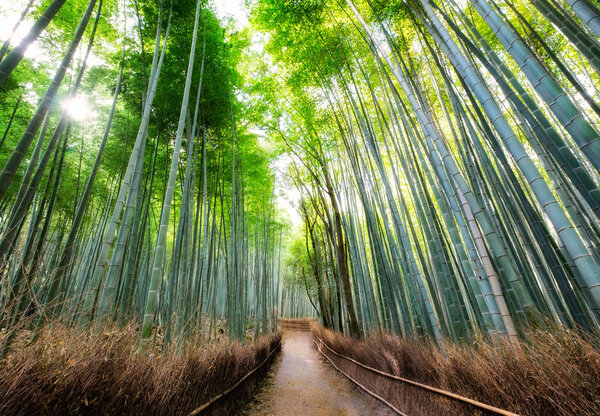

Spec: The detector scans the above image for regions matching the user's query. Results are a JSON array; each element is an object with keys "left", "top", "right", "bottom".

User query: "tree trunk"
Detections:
[{"left": 0, "top": 0, "right": 68, "bottom": 87}]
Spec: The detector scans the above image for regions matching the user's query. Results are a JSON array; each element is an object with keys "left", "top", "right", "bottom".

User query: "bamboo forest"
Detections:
[{"left": 1, "top": 0, "right": 600, "bottom": 414}]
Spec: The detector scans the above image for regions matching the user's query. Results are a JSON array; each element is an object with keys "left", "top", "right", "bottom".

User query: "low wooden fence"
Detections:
[
  {"left": 314, "top": 334, "right": 518, "bottom": 416},
  {"left": 278, "top": 318, "right": 316, "bottom": 331},
  {"left": 187, "top": 339, "right": 281, "bottom": 415}
]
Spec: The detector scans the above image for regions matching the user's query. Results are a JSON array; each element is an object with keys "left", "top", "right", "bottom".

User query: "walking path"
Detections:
[{"left": 243, "top": 328, "right": 395, "bottom": 416}]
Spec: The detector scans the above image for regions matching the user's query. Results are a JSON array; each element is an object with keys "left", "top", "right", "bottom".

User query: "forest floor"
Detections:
[{"left": 242, "top": 328, "right": 395, "bottom": 416}]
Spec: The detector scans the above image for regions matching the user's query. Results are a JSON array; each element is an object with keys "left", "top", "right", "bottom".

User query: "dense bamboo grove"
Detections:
[
  {"left": 251, "top": 0, "right": 600, "bottom": 343},
  {"left": 0, "top": 0, "right": 284, "bottom": 354},
  {"left": 1, "top": 0, "right": 600, "bottom": 362}
]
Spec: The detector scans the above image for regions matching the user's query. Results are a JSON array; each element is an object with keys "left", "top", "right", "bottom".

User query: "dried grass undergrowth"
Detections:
[
  {"left": 0, "top": 325, "right": 281, "bottom": 416},
  {"left": 278, "top": 318, "right": 316, "bottom": 330},
  {"left": 313, "top": 325, "right": 600, "bottom": 416}
]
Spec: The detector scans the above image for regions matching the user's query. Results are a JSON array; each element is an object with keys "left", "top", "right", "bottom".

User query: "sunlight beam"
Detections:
[{"left": 62, "top": 95, "right": 92, "bottom": 121}]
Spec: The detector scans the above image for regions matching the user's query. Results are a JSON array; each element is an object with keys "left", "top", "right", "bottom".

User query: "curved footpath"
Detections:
[{"left": 243, "top": 328, "right": 395, "bottom": 416}]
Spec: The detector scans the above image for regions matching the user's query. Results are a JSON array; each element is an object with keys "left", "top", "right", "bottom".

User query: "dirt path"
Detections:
[{"left": 243, "top": 328, "right": 395, "bottom": 416}]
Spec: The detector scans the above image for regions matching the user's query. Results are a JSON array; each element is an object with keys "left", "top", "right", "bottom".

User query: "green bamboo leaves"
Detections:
[
  {"left": 0, "top": 0, "right": 283, "bottom": 353},
  {"left": 255, "top": 0, "right": 600, "bottom": 343}
]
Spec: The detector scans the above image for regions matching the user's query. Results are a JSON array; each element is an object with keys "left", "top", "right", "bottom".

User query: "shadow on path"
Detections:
[{"left": 243, "top": 328, "right": 396, "bottom": 416}]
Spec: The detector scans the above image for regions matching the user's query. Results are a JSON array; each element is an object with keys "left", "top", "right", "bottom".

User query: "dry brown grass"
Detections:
[
  {"left": 0, "top": 324, "right": 281, "bottom": 416},
  {"left": 277, "top": 317, "right": 316, "bottom": 330},
  {"left": 313, "top": 325, "right": 600, "bottom": 416}
]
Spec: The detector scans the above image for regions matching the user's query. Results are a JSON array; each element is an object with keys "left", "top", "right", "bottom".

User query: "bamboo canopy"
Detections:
[{"left": 0, "top": 0, "right": 599, "bottom": 350}]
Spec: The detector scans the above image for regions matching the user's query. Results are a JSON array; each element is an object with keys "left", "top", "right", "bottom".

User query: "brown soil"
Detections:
[{"left": 243, "top": 328, "right": 395, "bottom": 416}]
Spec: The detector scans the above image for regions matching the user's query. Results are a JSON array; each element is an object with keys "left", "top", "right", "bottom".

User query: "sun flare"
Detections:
[{"left": 62, "top": 95, "right": 92, "bottom": 121}]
